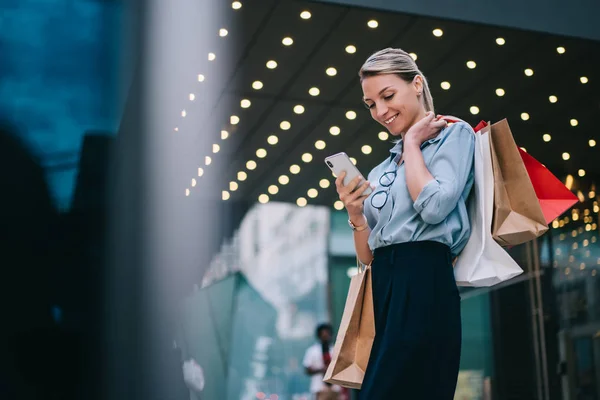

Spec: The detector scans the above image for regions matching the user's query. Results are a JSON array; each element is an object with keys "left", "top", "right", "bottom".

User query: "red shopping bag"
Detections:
[{"left": 518, "top": 149, "right": 579, "bottom": 224}]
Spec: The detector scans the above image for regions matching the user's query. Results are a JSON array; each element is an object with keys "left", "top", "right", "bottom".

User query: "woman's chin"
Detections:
[{"left": 387, "top": 124, "right": 404, "bottom": 137}]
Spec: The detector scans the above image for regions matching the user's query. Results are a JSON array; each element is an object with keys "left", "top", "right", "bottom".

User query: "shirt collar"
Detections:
[{"left": 387, "top": 129, "right": 446, "bottom": 160}]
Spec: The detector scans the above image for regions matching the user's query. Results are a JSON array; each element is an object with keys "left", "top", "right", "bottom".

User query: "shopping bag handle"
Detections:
[
  {"left": 438, "top": 116, "right": 488, "bottom": 133},
  {"left": 356, "top": 257, "right": 373, "bottom": 273}
]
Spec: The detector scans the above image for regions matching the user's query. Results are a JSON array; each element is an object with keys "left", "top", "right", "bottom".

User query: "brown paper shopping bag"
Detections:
[
  {"left": 488, "top": 119, "right": 549, "bottom": 246},
  {"left": 323, "top": 263, "right": 375, "bottom": 389}
]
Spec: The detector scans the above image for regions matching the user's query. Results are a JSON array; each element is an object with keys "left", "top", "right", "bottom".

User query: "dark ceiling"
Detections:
[{"left": 185, "top": 0, "right": 600, "bottom": 209}]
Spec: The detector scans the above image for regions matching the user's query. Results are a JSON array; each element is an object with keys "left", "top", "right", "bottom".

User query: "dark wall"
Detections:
[{"left": 315, "top": 0, "right": 600, "bottom": 41}]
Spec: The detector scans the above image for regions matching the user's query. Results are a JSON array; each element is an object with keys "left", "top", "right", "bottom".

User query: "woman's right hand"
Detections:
[{"left": 335, "top": 171, "right": 372, "bottom": 221}]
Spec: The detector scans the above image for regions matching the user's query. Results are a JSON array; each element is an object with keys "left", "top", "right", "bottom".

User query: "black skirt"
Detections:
[{"left": 359, "top": 241, "right": 461, "bottom": 399}]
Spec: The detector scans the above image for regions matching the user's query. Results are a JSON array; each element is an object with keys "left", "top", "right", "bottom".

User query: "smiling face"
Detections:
[{"left": 361, "top": 73, "right": 426, "bottom": 137}]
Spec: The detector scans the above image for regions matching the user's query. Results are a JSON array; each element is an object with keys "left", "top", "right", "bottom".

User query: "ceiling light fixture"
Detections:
[
  {"left": 246, "top": 160, "right": 257, "bottom": 170},
  {"left": 258, "top": 194, "right": 269, "bottom": 204},
  {"left": 367, "top": 20, "right": 379, "bottom": 29},
  {"left": 256, "top": 148, "right": 267, "bottom": 158}
]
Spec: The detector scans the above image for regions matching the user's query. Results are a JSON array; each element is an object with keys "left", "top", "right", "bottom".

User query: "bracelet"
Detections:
[{"left": 348, "top": 216, "right": 369, "bottom": 232}]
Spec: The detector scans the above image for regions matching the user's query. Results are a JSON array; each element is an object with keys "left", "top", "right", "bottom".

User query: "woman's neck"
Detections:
[{"left": 400, "top": 108, "right": 428, "bottom": 141}]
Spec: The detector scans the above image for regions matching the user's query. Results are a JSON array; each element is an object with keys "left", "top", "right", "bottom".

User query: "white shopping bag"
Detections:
[{"left": 454, "top": 127, "right": 523, "bottom": 286}]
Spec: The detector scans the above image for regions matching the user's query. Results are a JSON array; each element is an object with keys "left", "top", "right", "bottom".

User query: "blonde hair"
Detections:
[{"left": 359, "top": 48, "right": 434, "bottom": 113}]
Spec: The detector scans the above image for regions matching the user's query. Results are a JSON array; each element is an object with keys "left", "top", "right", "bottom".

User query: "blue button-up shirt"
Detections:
[{"left": 364, "top": 121, "right": 475, "bottom": 256}]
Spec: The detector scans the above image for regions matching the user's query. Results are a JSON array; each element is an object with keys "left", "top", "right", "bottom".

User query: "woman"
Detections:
[{"left": 335, "top": 48, "right": 475, "bottom": 398}]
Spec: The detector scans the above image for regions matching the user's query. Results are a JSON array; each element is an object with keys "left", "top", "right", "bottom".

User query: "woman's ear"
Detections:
[{"left": 412, "top": 75, "right": 424, "bottom": 95}]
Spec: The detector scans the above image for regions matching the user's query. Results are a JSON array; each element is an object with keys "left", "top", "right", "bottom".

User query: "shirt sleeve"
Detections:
[
  {"left": 302, "top": 347, "right": 314, "bottom": 369},
  {"left": 413, "top": 124, "right": 475, "bottom": 225}
]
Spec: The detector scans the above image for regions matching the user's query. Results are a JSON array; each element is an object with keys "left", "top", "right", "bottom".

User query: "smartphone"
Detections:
[{"left": 324, "top": 152, "right": 373, "bottom": 196}]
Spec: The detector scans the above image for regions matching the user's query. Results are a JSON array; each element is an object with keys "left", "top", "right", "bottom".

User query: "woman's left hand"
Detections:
[{"left": 404, "top": 111, "right": 447, "bottom": 147}]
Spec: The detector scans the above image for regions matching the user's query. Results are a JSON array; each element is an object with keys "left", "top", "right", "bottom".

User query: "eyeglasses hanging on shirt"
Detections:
[{"left": 370, "top": 153, "right": 402, "bottom": 211}]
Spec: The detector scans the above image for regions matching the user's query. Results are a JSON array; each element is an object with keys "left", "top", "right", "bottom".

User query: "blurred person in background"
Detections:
[{"left": 303, "top": 323, "right": 340, "bottom": 400}]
